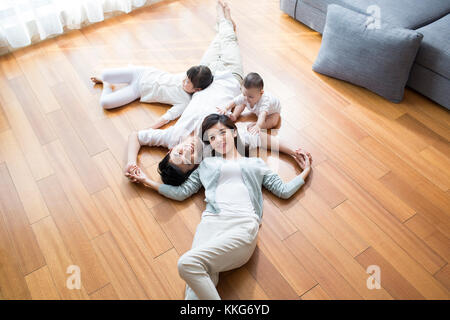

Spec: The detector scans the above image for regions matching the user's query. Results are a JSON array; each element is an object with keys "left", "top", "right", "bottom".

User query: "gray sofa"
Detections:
[{"left": 280, "top": 0, "right": 450, "bottom": 109}]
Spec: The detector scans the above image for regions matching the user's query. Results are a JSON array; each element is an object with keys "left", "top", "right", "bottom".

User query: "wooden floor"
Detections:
[{"left": 0, "top": 0, "right": 449, "bottom": 300}]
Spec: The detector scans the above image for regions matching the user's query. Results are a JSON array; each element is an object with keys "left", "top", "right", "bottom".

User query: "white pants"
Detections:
[
  {"left": 99, "top": 66, "right": 145, "bottom": 109},
  {"left": 200, "top": 18, "right": 244, "bottom": 84},
  {"left": 178, "top": 212, "right": 260, "bottom": 300}
]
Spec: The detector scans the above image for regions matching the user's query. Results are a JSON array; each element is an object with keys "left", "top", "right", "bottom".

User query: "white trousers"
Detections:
[
  {"left": 178, "top": 212, "right": 260, "bottom": 300},
  {"left": 99, "top": 66, "right": 145, "bottom": 109},
  {"left": 200, "top": 18, "right": 244, "bottom": 83},
  {"left": 98, "top": 18, "right": 243, "bottom": 109}
]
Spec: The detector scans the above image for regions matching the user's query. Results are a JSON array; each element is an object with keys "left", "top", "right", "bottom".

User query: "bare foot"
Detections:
[
  {"left": 90, "top": 76, "right": 103, "bottom": 85},
  {"left": 216, "top": 0, "right": 226, "bottom": 20},
  {"left": 223, "top": 3, "right": 237, "bottom": 31}
]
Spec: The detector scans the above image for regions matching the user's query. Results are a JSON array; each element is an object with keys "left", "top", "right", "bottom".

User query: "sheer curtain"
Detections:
[{"left": 0, "top": 0, "right": 163, "bottom": 55}]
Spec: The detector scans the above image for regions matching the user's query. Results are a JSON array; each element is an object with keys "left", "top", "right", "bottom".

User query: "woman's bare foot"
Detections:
[{"left": 90, "top": 76, "right": 103, "bottom": 85}]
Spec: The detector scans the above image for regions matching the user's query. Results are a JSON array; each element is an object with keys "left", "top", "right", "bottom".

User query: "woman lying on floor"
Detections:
[{"left": 128, "top": 114, "right": 311, "bottom": 300}]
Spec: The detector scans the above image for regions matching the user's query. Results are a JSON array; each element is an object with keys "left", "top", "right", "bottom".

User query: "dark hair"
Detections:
[
  {"left": 186, "top": 65, "right": 214, "bottom": 90},
  {"left": 243, "top": 72, "right": 264, "bottom": 90},
  {"left": 200, "top": 114, "right": 248, "bottom": 157},
  {"left": 158, "top": 152, "right": 197, "bottom": 186}
]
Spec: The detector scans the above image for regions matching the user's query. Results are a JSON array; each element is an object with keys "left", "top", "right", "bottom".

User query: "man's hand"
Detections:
[
  {"left": 125, "top": 165, "right": 148, "bottom": 184},
  {"left": 293, "top": 148, "right": 312, "bottom": 170},
  {"left": 124, "top": 162, "right": 137, "bottom": 177}
]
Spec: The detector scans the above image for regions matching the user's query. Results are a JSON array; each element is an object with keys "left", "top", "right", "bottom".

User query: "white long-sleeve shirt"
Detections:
[
  {"left": 138, "top": 70, "right": 243, "bottom": 149},
  {"left": 137, "top": 67, "right": 192, "bottom": 121}
]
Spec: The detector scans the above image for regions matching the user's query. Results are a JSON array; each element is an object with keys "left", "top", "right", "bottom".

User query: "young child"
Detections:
[
  {"left": 91, "top": 65, "right": 213, "bottom": 129},
  {"left": 217, "top": 72, "right": 281, "bottom": 134}
]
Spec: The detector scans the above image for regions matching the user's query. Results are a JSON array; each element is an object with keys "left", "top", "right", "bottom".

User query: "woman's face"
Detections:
[{"left": 205, "top": 122, "right": 237, "bottom": 156}]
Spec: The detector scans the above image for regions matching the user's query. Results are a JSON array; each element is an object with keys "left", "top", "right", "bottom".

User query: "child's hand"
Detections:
[
  {"left": 247, "top": 123, "right": 261, "bottom": 135},
  {"left": 216, "top": 106, "right": 228, "bottom": 115}
]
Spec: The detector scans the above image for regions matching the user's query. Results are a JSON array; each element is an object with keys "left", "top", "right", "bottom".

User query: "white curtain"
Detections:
[{"left": 0, "top": 0, "right": 162, "bottom": 55}]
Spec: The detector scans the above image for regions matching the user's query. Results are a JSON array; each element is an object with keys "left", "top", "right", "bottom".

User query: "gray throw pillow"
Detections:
[{"left": 312, "top": 4, "right": 423, "bottom": 103}]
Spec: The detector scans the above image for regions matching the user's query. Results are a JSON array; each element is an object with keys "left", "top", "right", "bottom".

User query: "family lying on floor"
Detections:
[{"left": 90, "top": 1, "right": 312, "bottom": 300}]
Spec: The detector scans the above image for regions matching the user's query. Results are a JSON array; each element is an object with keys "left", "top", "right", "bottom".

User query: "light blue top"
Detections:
[{"left": 158, "top": 156, "right": 305, "bottom": 220}]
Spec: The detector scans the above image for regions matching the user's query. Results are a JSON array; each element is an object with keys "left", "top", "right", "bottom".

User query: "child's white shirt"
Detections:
[
  {"left": 232, "top": 91, "right": 281, "bottom": 116},
  {"left": 138, "top": 67, "right": 192, "bottom": 121}
]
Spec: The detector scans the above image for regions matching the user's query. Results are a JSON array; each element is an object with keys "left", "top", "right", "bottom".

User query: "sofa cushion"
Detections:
[
  {"left": 302, "top": 0, "right": 450, "bottom": 29},
  {"left": 415, "top": 14, "right": 450, "bottom": 79},
  {"left": 312, "top": 4, "right": 423, "bottom": 103}
]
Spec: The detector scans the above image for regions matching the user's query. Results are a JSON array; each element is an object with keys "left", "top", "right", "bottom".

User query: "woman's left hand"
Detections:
[
  {"left": 126, "top": 166, "right": 148, "bottom": 184},
  {"left": 294, "top": 148, "right": 312, "bottom": 170}
]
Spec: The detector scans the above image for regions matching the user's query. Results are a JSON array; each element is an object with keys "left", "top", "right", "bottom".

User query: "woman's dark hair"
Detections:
[
  {"left": 186, "top": 65, "right": 214, "bottom": 90},
  {"left": 200, "top": 114, "right": 249, "bottom": 157},
  {"left": 243, "top": 72, "right": 264, "bottom": 90},
  {"left": 157, "top": 153, "right": 197, "bottom": 186}
]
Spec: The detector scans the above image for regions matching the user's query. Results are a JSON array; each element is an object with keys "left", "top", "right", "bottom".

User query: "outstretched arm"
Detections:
[
  {"left": 258, "top": 131, "right": 311, "bottom": 171},
  {"left": 148, "top": 117, "right": 170, "bottom": 129},
  {"left": 124, "top": 131, "right": 142, "bottom": 175},
  {"left": 261, "top": 151, "right": 311, "bottom": 199},
  {"left": 216, "top": 101, "right": 236, "bottom": 115},
  {"left": 128, "top": 166, "right": 202, "bottom": 201},
  {"left": 124, "top": 127, "right": 173, "bottom": 175}
]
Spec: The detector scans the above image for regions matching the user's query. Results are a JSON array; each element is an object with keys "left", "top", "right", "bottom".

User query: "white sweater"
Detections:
[{"left": 138, "top": 67, "right": 192, "bottom": 121}]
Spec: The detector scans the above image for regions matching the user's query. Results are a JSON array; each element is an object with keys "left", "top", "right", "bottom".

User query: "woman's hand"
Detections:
[
  {"left": 124, "top": 162, "right": 138, "bottom": 177},
  {"left": 293, "top": 148, "right": 312, "bottom": 170},
  {"left": 126, "top": 166, "right": 148, "bottom": 184},
  {"left": 125, "top": 165, "right": 161, "bottom": 191}
]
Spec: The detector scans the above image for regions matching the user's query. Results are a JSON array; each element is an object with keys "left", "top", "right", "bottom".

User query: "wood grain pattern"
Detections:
[
  {"left": 355, "top": 247, "right": 424, "bottom": 300},
  {"left": 0, "top": 0, "right": 448, "bottom": 300},
  {"left": 284, "top": 231, "right": 362, "bottom": 299},
  {"left": 316, "top": 161, "right": 447, "bottom": 276},
  {"left": 31, "top": 216, "right": 90, "bottom": 299},
  {"left": 0, "top": 192, "right": 32, "bottom": 299},
  {"left": 43, "top": 140, "right": 109, "bottom": 239},
  {"left": 37, "top": 174, "right": 109, "bottom": 294},
  {"left": 285, "top": 202, "right": 393, "bottom": 299},
  {"left": 335, "top": 201, "right": 448, "bottom": 299},
  {"left": 301, "top": 285, "right": 332, "bottom": 300},
  {"left": 92, "top": 232, "right": 148, "bottom": 300},
  {"left": 25, "top": 266, "right": 60, "bottom": 300},
  {"left": 0, "top": 163, "right": 46, "bottom": 275},
  {"left": 0, "top": 130, "right": 50, "bottom": 223}
]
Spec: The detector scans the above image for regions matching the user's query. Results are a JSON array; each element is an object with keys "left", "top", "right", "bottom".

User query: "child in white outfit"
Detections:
[
  {"left": 217, "top": 72, "right": 281, "bottom": 135},
  {"left": 91, "top": 65, "right": 214, "bottom": 129}
]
